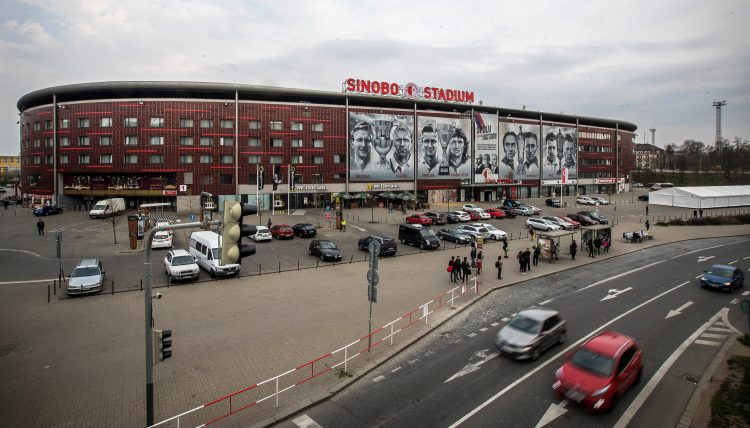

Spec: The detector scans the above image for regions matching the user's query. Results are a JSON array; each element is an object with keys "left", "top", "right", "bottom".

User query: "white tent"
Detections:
[{"left": 649, "top": 185, "right": 750, "bottom": 208}]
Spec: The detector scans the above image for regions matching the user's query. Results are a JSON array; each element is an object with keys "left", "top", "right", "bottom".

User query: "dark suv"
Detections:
[
  {"left": 423, "top": 212, "right": 448, "bottom": 225},
  {"left": 358, "top": 235, "right": 398, "bottom": 256},
  {"left": 292, "top": 223, "right": 317, "bottom": 238}
]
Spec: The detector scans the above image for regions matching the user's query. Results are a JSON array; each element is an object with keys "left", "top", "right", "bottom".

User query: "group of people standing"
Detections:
[
  {"left": 447, "top": 243, "right": 486, "bottom": 284},
  {"left": 586, "top": 235, "right": 610, "bottom": 257},
  {"left": 516, "top": 247, "right": 540, "bottom": 274}
]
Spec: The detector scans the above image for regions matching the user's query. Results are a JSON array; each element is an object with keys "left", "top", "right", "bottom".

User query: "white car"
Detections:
[
  {"left": 576, "top": 196, "right": 598, "bottom": 205},
  {"left": 451, "top": 211, "right": 472, "bottom": 222},
  {"left": 475, "top": 209, "right": 492, "bottom": 220},
  {"left": 163, "top": 249, "right": 199, "bottom": 281},
  {"left": 252, "top": 225, "right": 272, "bottom": 242},
  {"left": 525, "top": 204, "right": 542, "bottom": 214},
  {"left": 155, "top": 219, "right": 173, "bottom": 234},
  {"left": 461, "top": 203, "right": 481, "bottom": 213},
  {"left": 151, "top": 231, "right": 173, "bottom": 249},
  {"left": 472, "top": 223, "right": 508, "bottom": 240},
  {"left": 526, "top": 217, "right": 562, "bottom": 231},
  {"left": 591, "top": 197, "right": 609, "bottom": 205},
  {"left": 541, "top": 216, "right": 574, "bottom": 230}
]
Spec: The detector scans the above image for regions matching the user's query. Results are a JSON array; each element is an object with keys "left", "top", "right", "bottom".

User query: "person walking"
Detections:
[
  {"left": 693, "top": 209, "right": 698, "bottom": 219},
  {"left": 470, "top": 245, "right": 477, "bottom": 268},
  {"left": 502, "top": 238, "right": 509, "bottom": 258},
  {"left": 588, "top": 238, "right": 595, "bottom": 258},
  {"left": 453, "top": 256, "right": 463, "bottom": 282},
  {"left": 448, "top": 256, "right": 456, "bottom": 283},
  {"left": 532, "top": 246, "right": 540, "bottom": 266},
  {"left": 461, "top": 257, "right": 471, "bottom": 284},
  {"left": 594, "top": 236, "right": 602, "bottom": 255},
  {"left": 341, "top": 219, "right": 347, "bottom": 231},
  {"left": 603, "top": 236, "right": 610, "bottom": 254},
  {"left": 495, "top": 256, "right": 503, "bottom": 280},
  {"left": 645, "top": 219, "right": 650, "bottom": 231},
  {"left": 570, "top": 239, "right": 578, "bottom": 260},
  {"left": 476, "top": 250, "right": 484, "bottom": 275},
  {"left": 267, "top": 218, "right": 272, "bottom": 229},
  {"left": 699, "top": 208, "right": 703, "bottom": 218},
  {"left": 37, "top": 218, "right": 45, "bottom": 235},
  {"left": 529, "top": 226, "right": 536, "bottom": 242}
]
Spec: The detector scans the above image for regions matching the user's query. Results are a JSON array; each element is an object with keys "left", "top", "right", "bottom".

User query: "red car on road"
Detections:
[
  {"left": 405, "top": 214, "right": 433, "bottom": 226},
  {"left": 271, "top": 224, "right": 294, "bottom": 239},
  {"left": 553, "top": 331, "right": 643, "bottom": 412},
  {"left": 485, "top": 208, "right": 506, "bottom": 219}
]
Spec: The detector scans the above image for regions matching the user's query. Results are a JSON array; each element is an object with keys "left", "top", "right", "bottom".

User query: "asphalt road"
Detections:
[{"left": 282, "top": 237, "right": 750, "bottom": 428}]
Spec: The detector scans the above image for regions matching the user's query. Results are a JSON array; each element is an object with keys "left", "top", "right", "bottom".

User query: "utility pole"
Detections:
[{"left": 713, "top": 100, "right": 727, "bottom": 157}]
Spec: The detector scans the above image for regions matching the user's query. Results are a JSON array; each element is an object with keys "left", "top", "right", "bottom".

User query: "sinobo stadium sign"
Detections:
[{"left": 343, "top": 78, "right": 474, "bottom": 104}]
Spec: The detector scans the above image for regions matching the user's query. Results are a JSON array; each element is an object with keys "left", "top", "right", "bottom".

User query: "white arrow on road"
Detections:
[
  {"left": 535, "top": 398, "right": 569, "bottom": 428},
  {"left": 445, "top": 349, "right": 499, "bottom": 383},
  {"left": 601, "top": 287, "right": 633, "bottom": 301},
  {"left": 697, "top": 255, "right": 715, "bottom": 263},
  {"left": 665, "top": 301, "right": 694, "bottom": 319},
  {"left": 351, "top": 225, "right": 366, "bottom": 232}
]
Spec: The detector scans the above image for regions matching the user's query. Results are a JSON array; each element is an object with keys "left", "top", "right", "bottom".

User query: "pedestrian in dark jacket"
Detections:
[
  {"left": 502, "top": 238, "right": 509, "bottom": 258},
  {"left": 495, "top": 256, "right": 503, "bottom": 280},
  {"left": 517, "top": 251, "right": 525, "bottom": 273},
  {"left": 523, "top": 248, "right": 532, "bottom": 272},
  {"left": 645, "top": 219, "right": 650, "bottom": 231},
  {"left": 570, "top": 240, "right": 578, "bottom": 260},
  {"left": 448, "top": 256, "right": 456, "bottom": 283},
  {"left": 588, "top": 239, "right": 595, "bottom": 258},
  {"left": 476, "top": 251, "right": 483, "bottom": 275},
  {"left": 532, "top": 246, "right": 540, "bottom": 266},
  {"left": 470, "top": 246, "right": 477, "bottom": 268},
  {"left": 594, "top": 237, "right": 602, "bottom": 255},
  {"left": 453, "top": 256, "right": 462, "bottom": 282},
  {"left": 461, "top": 257, "right": 471, "bottom": 284},
  {"left": 37, "top": 218, "right": 45, "bottom": 235},
  {"left": 267, "top": 218, "right": 272, "bottom": 229}
]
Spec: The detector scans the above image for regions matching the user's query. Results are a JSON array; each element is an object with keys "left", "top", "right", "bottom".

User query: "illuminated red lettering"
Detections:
[
  {"left": 346, "top": 78, "right": 355, "bottom": 92},
  {"left": 380, "top": 81, "right": 389, "bottom": 95},
  {"left": 446, "top": 89, "right": 454, "bottom": 101},
  {"left": 423, "top": 87, "right": 432, "bottom": 99},
  {"left": 361, "top": 80, "right": 370, "bottom": 93},
  {"left": 465, "top": 92, "right": 475, "bottom": 103},
  {"left": 371, "top": 81, "right": 380, "bottom": 93},
  {"left": 391, "top": 83, "right": 399, "bottom": 95},
  {"left": 436, "top": 88, "right": 445, "bottom": 101}
]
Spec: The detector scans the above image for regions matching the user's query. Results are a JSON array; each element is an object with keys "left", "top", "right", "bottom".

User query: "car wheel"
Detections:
[
  {"left": 558, "top": 331, "right": 566, "bottom": 344},
  {"left": 320, "top": 255, "right": 325, "bottom": 261},
  {"left": 210, "top": 269, "right": 216, "bottom": 279},
  {"left": 531, "top": 348, "right": 541, "bottom": 361}
]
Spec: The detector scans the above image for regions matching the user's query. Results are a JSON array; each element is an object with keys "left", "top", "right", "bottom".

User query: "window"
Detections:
[
  {"left": 100, "top": 136, "right": 112, "bottom": 146},
  {"left": 313, "top": 156, "right": 323, "bottom": 165},
  {"left": 311, "top": 174, "right": 323, "bottom": 184},
  {"left": 45, "top": 155, "right": 53, "bottom": 164},
  {"left": 313, "top": 139, "right": 324, "bottom": 148},
  {"left": 59, "top": 137, "right": 70, "bottom": 146},
  {"left": 100, "top": 154, "right": 113, "bottom": 164},
  {"left": 79, "top": 155, "right": 90, "bottom": 164},
  {"left": 78, "top": 118, "right": 90, "bottom": 128},
  {"left": 220, "top": 137, "right": 234, "bottom": 146},
  {"left": 124, "top": 155, "right": 138, "bottom": 164},
  {"left": 221, "top": 155, "right": 233, "bottom": 164},
  {"left": 312, "top": 123, "right": 323, "bottom": 132},
  {"left": 334, "top": 154, "right": 344, "bottom": 163},
  {"left": 101, "top": 117, "right": 112, "bottom": 127},
  {"left": 200, "top": 137, "right": 212, "bottom": 146},
  {"left": 124, "top": 117, "right": 138, "bottom": 127},
  {"left": 33, "top": 139, "right": 40, "bottom": 147},
  {"left": 59, "top": 119, "right": 69, "bottom": 129},
  {"left": 45, "top": 120, "right": 53, "bottom": 130},
  {"left": 291, "top": 122, "right": 303, "bottom": 131},
  {"left": 179, "top": 118, "right": 193, "bottom": 128},
  {"left": 293, "top": 174, "right": 303, "bottom": 185},
  {"left": 292, "top": 155, "right": 303, "bottom": 164},
  {"left": 46, "top": 137, "right": 53, "bottom": 147},
  {"left": 270, "top": 121, "right": 283, "bottom": 130},
  {"left": 617, "top": 346, "right": 637, "bottom": 374},
  {"left": 125, "top": 136, "right": 138, "bottom": 146},
  {"left": 292, "top": 139, "right": 303, "bottom": 148},
  {"left": 59, "top": 155, "right": 69, "bottom": 164},
  {"left": 33, "top": 156, "right": 41, "bottom": 164},
  {"left": 219, "top": 174, "right": 233, "bottom": 184},
  {"left": 220, "top": 119, "right": 234, "bottom": 129},
  {"left": 248, "top": 120, "right": 261, "bottom": 130},
  {"left": 200, "top": 155, "right": 213, "bottom": 164},
  {"left": 200, "top": 119, "right": 213, "bottom": 128},
  {"left": 248, "top": 137, "right": 260, "bottom": 147},
  {"left": 270, "top": 155, "right": 282, "bottom": 164},
  {"left": 150, "top": 155, "right": 164, "bottom": 164},
  {"left": 33, "top": 122, "right": 40, "bottom": 131},
  {"left": 200, "top": 175, "right": 214, "bottom": 185},
  {"left": 79, "top": 136, "right": 90, "bottom": 146},
  {"left": 180, "top": 155, "right": 193, "bottom": 164},
  {"left": 248, "top": 155, "right": 261, "bottom": 163},
  {"left": 248, "top": 173, "right": 257, "bottom": 185},
  {"left": 150, "top": 136, "right": 164, "bottom": 146},
  {"left": 180, "top": 136, "right": 193, "bottom": 146},
  {"left": 271, "top": 138, "right": 283, "bottom": 147},
  {"left": 150, "top": 117, "right": 165, "bottom": 127}
]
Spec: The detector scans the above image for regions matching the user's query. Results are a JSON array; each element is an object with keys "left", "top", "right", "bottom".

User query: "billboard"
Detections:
[
  {"left": 497, "top": 123, "right": 540, "bottom": 180},
  {"left": 416, "top": 115, "right": 472, "bottom": 179},
  {"left": 541, "top": 125, "right": 578, "bottom": 180},
  {"left": 473, "top": 112, "right": 499, "bottom": 184},
  {"left": 349, "top": 112, "right": 415, "bottom": 182}
]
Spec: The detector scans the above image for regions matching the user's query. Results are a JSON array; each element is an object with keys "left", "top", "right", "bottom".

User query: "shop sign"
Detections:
[
  {"left": 366, "top": 183, "right": 400, "bottom": 190},
  {"left": 292, "top": 185, "right": 329, "bottom": 191},
  {"left": 344, "top": 78, "right": 475, "bottom": 104}
]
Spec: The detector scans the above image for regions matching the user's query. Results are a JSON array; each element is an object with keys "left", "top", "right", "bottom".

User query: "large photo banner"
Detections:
[
  {"left": 416, "top": 115, "right": 472, "bottom": 179},
  {"left": 473, "top": 112, "right": 499, "bottom": 184},
  {"left": 541, "top": 125, "right": 578, "bottom": 180},
  {"left": 349, "top": 112, "right": 415, "bottom": 182},
  {"left": 497, "top": 122, "right": 540, "bottom": 180}
]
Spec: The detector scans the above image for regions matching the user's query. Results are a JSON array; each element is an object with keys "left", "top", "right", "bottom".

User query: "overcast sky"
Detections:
[{"left": 1, "top": 0, "right": 748, "bottom": 155}]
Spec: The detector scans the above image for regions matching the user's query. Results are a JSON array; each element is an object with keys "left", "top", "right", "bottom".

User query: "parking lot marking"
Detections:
[
  {"left": 372, "top": 375, "right": 386, "bottom": 383},
  {"left": 700, "top": 333, "right": 726, "bottom": 339},
  {"left": 743, "top": 291, "right": 750, "bottom": 296},
  {"left": 728, "top": 260, "right": 738, "bottom": 265},
  {"left": 501, "top": 317, "right": 510, "bottom": 322},
  {"left": 490, "top": 322, "right": 500, "bottom": 327},
  {"left": 479, "top": 327, "right": 488, "bottom": 332},
  {"left": 0, "top": 278, "right": 59, "bottom": 285},
  {"left": 467, "top": 333, "right": 477, "bottom": 338},
  {"left": 539, "top": 299, "right": 553, "bottom": 305},
  {"left": 391, "top": 367, "right": 402, "bottom": 373},
  {"left": 694, "top": 339, "right": 722, "bottom": 347},
  {"left": 708, "top": 327, "right": 735, "bottom": 333}
]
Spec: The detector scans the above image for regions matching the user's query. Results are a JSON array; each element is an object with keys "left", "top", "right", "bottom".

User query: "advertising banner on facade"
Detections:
[
  {"left": 348, "top": 112, "right": 415, "bottom": 182},
  {"left": 416, "top": 115, "right": 472, "bottom": 180},
  {"left": 541, "top": 125, "right": 578, "bottom": 180},
  {"left": 473, "top": 112, "right": 499, "bottom": 184},
  {"left": 497, "top": 123, "right": 540, "bottom": 181}
]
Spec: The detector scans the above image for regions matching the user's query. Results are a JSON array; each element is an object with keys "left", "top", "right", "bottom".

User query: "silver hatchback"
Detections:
[
  {"left": 67, "top": 259, "right": 105, "bottom": 295},
  {"left": 495, "top": 307, "right": 566, "bottom": 360}
]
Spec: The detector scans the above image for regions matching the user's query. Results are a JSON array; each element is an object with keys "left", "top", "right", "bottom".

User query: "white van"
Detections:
[
  {"left": 89, "top": 198, "right": 126, "bottom": 218},
  {"left": 649, "top": 183, "right": 674, "bottom": 191},
  {"left": 188, "top": 231, "right": 240, "bottom": 278}
]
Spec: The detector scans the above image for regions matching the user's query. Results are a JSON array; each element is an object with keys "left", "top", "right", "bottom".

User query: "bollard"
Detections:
[
  {"left": 278, "top": 261, "right": 281, "bottom": 274},
  {"left": 53, "top": 279, "right": 56, "bottom": 296},
  {"left": 140, "top": 279, "right": 143, "bottom": 291},
  {"left": 316, "top": 260, "right": 319, "bottom": 269},
  {"left": 259, "top": 264, "right": 262, "bottom": 276},
  {"left": 297, "top": 260, "right": 300, "bottom": 270},
  {"left": 112, "top": 280, "right": 114, "bottom": 294},
  {"left": 48, "top": 283, "right": 50, "bottom": 303}
]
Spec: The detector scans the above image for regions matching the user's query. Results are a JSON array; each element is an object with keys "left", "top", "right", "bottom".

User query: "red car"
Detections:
[
  {"left": 405, "top": 214, "right": 433, "bottom": 226},
  {"left": 560, "top": 216, "right": 581, "bottom": 229},
  {"left": 270, "top": 224, "right": 294, "bottom": 239},
  {"left": 485, "top": 208, "right": 506, "bottom": 219},
  {"left": 464, "top": 211, "right": 481, "bottom": 221},
  {"left": 553, "top": 331, "right": 643, "bottom": 412}
]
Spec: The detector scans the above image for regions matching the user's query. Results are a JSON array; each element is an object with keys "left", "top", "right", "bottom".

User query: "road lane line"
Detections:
[
  {"left": 695, "top": 274, "right": 703, "bottom": 279},
  {"left": 576, "top": 261, "right": 665, "bottom": 293},
  {"left": 728, "top": 260, "right": 738, "bottom": 265},
  {"left": 292, "top": 414, "right": 323, "bottom": 428},
  {"left": 448, "top": 280, "right": 691, "bottom": 428},
  {"left": 372, "top": 375, "right": 385, "bottom": 383},
  {"left": 0, "top": 278, "right": 60, "bottom": 285},
  {"left": 539, "top": 299, "right": 554, "bottom": 305}
]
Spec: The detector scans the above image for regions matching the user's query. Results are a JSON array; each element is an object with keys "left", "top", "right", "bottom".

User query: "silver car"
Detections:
[
  {"left": 495, "top": 307, "right": 566, "bottom": 360},
  {"left": 541, "top": 216, "right": 574, "bottom": 230},
  {"left": 67, "top": 259, "right": 105, "bottom": 295}
]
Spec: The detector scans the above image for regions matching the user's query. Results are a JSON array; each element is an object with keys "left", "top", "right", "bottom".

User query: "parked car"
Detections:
[
  {"left": 498, "top": 206, "right": 517, "bottom": 218},
  {"left": 67, "top": 259, "right": 105, "bottom": 295},
  {"left": 461, "top": 203, "right": 482, "bottom": 212},
  {"left": 501, "top": 199, "right": 522, "bottom": 208},
  {"left": 406, "top": 214, "right": 433, "bottom": 226},
  {"left": 423, "top": 211, "right": 448, "bottom": 225},
  {"left": 33, "top": 205, "right": 63, "bottom": 216},
  {"left": 292, "top": 223, "right": 317, "bottom": 238},
  {"left": 465, "top": 211, "right": 482, "bottom": 221},
  {"left": 441, "top": 212, "right": 461, "bottom": 223},
  {"left": 309, "top": 240, "right": 343, "bottom": 262},
  {"left": 151, "top": 231, "right": 173, "bottom": 249},
  {"left": 163, "top": 249, "right": 199, "bottom": 281},
  {"left": 576, "top": 196, "right": 598, "bottom": 205},
  {"left": 577, "top": 211, "right": 609, "bottom": 224},
  {"left": 514, "top": 205, "right": 535, "bottom": 216},
  {"left": 631, "top": 182, "right": 643, "bottom": 187},
  {"left": 472, "top": 223, "right": 508, "bottom": 240},
  {"left": 553, "top": 331, "right": 643, "bottom": 412},
  {"left": 525, "top": 204, "right": 543, "bottom": 214},
  {"left": 251, "top": 225, "right": 272, "bottom": 242},
  {"left": 591, "top": 197, "right": 609, "bottom": 205},
  {"left": 271, "top": 224, "right": 294, "bottom": 239},
  {"left": 450, "top": 211, "right": 472, "bottom": 222},
  {"left": 541, "top": 216, "right": 574, "bottom": 230},
  {"left": 545, "top": 198, "right": 562, "bottom": 208},
  {"left": 559, "top": 216, "right": 581, "bottom": 229},
  {"left": 399, "top": 224, "right": 440, "bottom": 249},
  {"left": 700, "top": 264, "right": 745, "bottom": 292},
  {"left": 437, "top": 228, "right": 473, "bottom": 244},
  {"left": 527, "top": 217, "right": 562, "bottom": 231},
  {"left": 638, "top": 195, "right": 649, "bottom": 202},
  {"left": 566, "top": 213, "right": 598, "bottom": 226},
  {"left": 457, "top": 224, "right": 491, "bottom": 240},
  {"left": 495, "top": 307, "right": 566, "bottom": 360},
  {"left": 484, "top": 208, "right": 506, "bottom": 219},
  {"left": 357, "top": 235, "right": 398, "bottom": 256},
  {"left": 475, "top": 209, "right": 492, "bottom": 220}
]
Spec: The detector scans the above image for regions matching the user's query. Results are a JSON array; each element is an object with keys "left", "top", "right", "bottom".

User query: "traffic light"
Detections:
[
  {"left": 153, "top": 329, "right": 172, "bottom": 364},
  {"left": 221, "top": 201, "right": 258, "bottom": 265}
]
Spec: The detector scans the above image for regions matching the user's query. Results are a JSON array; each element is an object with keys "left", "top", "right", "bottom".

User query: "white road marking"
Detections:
[
  {"left": 744, "top": 256, "right": 750, "bottom": 260},
  {"left": 0, "top": 248, "right": 44, "bottom": 258},
  {"left": 351, "top": 225, "right": 366, "bottom": 232},
  {"left": 501, "top": 317, "right": 510, "bottom": 322},
  {"left": 601, "top": 287, "right": 633, "bottom": 301},
  {"left": 467, "top": 333, "right": 477, "bottom": 338},
  {"left": 448, "top": 280, "right": 691, "bottom": 428},
  {"left": 535, "top": 399, "right": 569, "bottom": 428},
  {"left": 577, "top": 261, "right": 664, "bottom": 294},
  {"left": 539, "top": 299, "right": 554, "bottom": 305},
  {"left": 665, "top": 301, "right": 694, "bottom": 319},
  {"left": 490, "top": 322, "right": 500, "bottom": 327},
  {"left": 479, "top": 327, "right": 488, "bottom": 332},
  {"left": 715, "top": 321, "right": 726, "bottom": 326},
  {"left": 372, "top": 375, "right": 385, "bottom": 383},
  {"left": 700, "top": 333, "right": 726, "bottom": 339},
  {"left": 695, "top": 274, "right": 704, "bottom": 279},
  {"left": 391, "top": 367, "right": 402, "bottom": 373},
  {"left": 743, "top": 291, "right": 750, "bottom": 296},
  {"left": 694, "top": 339, "right": 722, "bottom": 346},
  {"left": 697, "top": 255, "right": 715, "bottom": 262},
  {"left": 292, "top": 414, "right": 323, "bottom": 428},
  {"left": 731, "top": 298, "right": 739, "bottom": 305},
  {"left": 708, "top": 327, "right": 735, "bottom": 333},
  {"left": 728, "top": 260, "right": 738, "bottom": 265},
  {"left": 0, "top": 278, "right": 60, "bottom": 285},
  {"left": 445, "top": 351, "right": 500, "bottom": 383},
  {"left": 407, "top": 359, "right": 419, "bottom": 365}
]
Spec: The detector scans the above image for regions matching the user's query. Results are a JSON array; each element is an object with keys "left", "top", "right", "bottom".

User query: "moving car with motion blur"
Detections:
[
  {"left": 495, "top": 307, "right": 566, "bottom": 360},
  {"left": 700, "top": 264, "right": 745, "bottom": 292},
  {"left": 405, "top": 214, "right": 433, "bottom": 226},
  {"left": 271, "top": 224, "right": 294, "bottom": 239},
  {"left": 34, "top": 205, "right": 63, "bottom": 216}
]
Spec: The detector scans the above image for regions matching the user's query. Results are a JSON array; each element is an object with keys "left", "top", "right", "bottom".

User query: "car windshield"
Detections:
[
  {"left": 211, "top": 248, "right": 221, "bottom": 260},
  {"left": 154, "top": 232, "right": 170, "bottom": 239},
  {"left": 707, "top": 267, "right": 734, "bottom": 277},
  {"left": 319, "top": 242, "right": 337, "bottom": 249},
  {"left": 421, "top": 229, "right": 436, "bottom": 237},
  {"left": 172, "top": 255, "right": 194, "bottom": 266},
  {"left": 570, "top": 347, "right": 615, "bottom": 377},
  {"left": 72, "top": 267, "right": 100, "bottom": 277},
  {"left": 477, "top": 227, "right": 489, "bottom": 233},
  {"left": 93, "top": 204, "right": 106, "bottom": 210},
  {"left": 485, "top": 225, "right": 498, "bottom": 231},
  {"left": 508, "top": 315, "right": 540, "bottom": 334}
]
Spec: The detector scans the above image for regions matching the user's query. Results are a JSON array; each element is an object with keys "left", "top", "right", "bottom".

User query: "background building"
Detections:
[
  {"left": 0, "top": 154, "right": 20, "bottom": 174},
  {"left": 634, "top": 143, "right": 664, "bottom": 171}
]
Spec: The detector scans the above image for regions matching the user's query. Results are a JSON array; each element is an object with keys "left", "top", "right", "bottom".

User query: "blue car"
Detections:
[
  {"left": 33, "top": 205, "right": 63, "bottom": 216},
  {"left": 700, "top": 264, "right": 745, "bottom": 292}
]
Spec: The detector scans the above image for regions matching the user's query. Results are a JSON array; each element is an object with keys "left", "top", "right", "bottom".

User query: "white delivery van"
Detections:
[
  {"left": 188, "top": 231, "right": 241, "bottom": 278},
  {"left": 89, "top": 198, "right": 126, "bottom": 219}
]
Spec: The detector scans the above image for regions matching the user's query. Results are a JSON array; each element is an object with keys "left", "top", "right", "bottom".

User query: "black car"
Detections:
[
  {"left": 309, "top": 240, "right": 343, "bottom": 261},
  {"left": 545, "top": 198, "right": 562, "bottom": 208},
  {"left": 638, "top": 195, "right": 649, "bottom": 202},
  {"left": 440, "top": 212, "right": 461, "bottom": 223},
  {"left": 577, "top": 211, "right": 608, "bottom": 224},
  {"left": 498, "top": 206, "right": 517, "bottom": 218},
  {"left": 357, "top": 235, "right": 398, "bottom": 256},
  {"left": 292, "top": 223, "right": 317, "bottom": 238},
  {"left": 437, "top": 228, "right": 473, "bottom": 244},
  {"left": 33, "top": 205, "right": 63, "bottom": 216},
  {"left": 423, "top": 211, "right": 448, "bottom": 225},
  {"left": 565, "top": 213, "right": 598, "bottom": 226}
]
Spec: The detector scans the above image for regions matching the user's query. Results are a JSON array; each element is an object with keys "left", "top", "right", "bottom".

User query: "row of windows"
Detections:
[
  {"left": 25, "top": 118, "right": 325, "bottom": 132},
  {"left": 580, "top": 145, "right": 613, "bottom": 153},
  {"left": 26, "top": 153, "right": 344, "bottom": 165},
  {"left": 579, "top": 131, "right": 612, "bottom": 140},
  {"left": 579, "top": 158, "right": 613, "bottom": 166},
  {"left": 578, "top": 171, "right": 614, "bottom": 178},
  {"left": 22, "top": 136, "right": 326, "bottom": 148}
]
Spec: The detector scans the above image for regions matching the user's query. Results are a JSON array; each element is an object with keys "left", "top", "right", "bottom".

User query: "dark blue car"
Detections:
[
  {"left": 33, "top": 205, "right": 63, "bottom": 216},
  {"left": 700, "top": 264, "right": 745, "bottom": 292}
]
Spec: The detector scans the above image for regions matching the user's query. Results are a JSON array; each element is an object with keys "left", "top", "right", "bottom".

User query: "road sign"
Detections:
[
  {"left": 367, "top": 269, "right": 379, "bottom": 287},
  {"left": 368, "top": 240, "right": 381, "bottom": 255}
]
